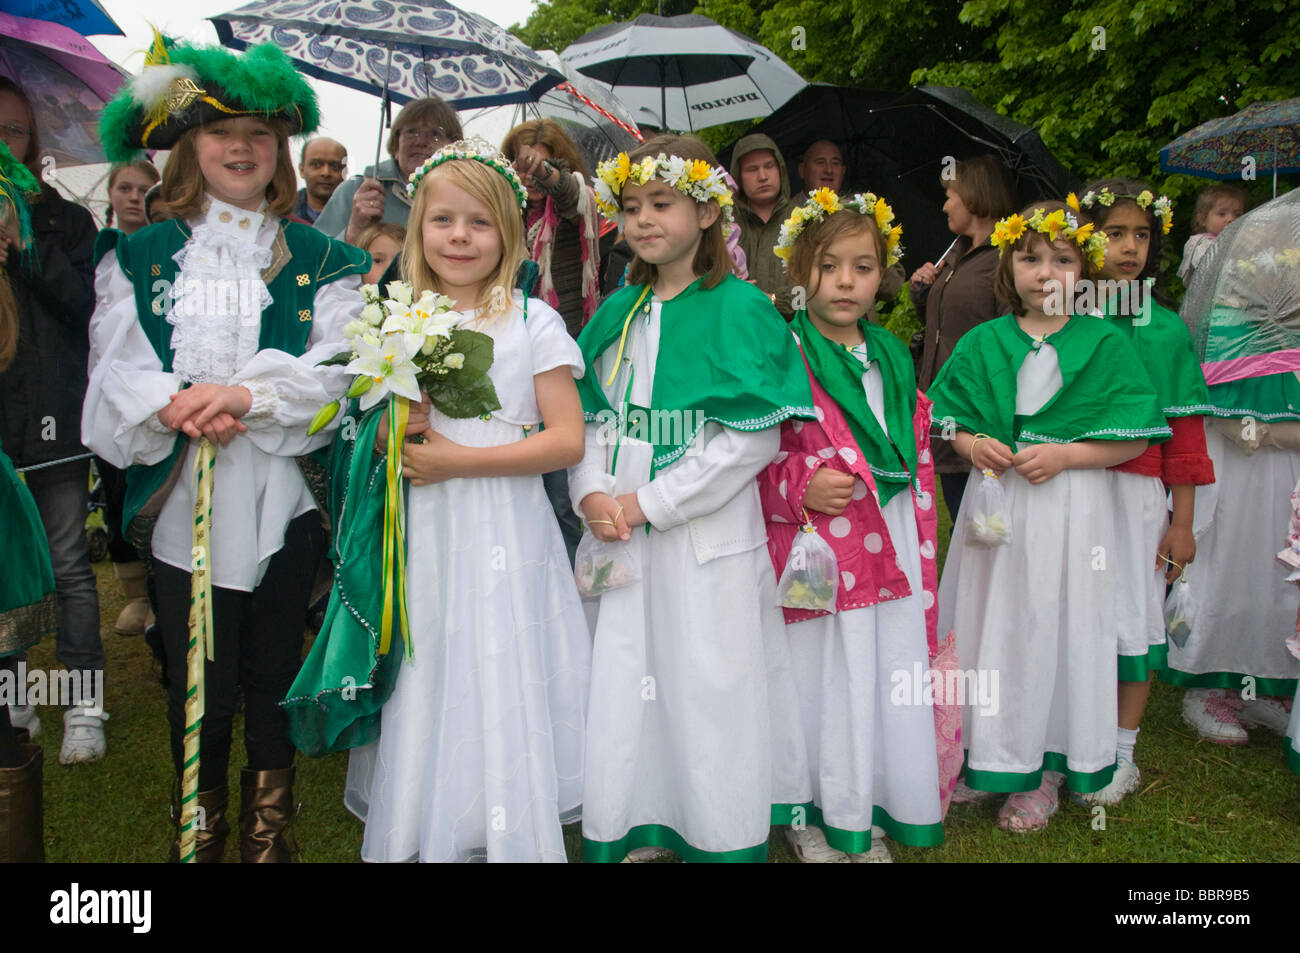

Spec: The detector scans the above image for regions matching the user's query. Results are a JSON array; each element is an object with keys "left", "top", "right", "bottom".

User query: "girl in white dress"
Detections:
[
  {"left": 928, "top": 201, "right": 1169, "bottom": 832},
  {"left": 570, "top": 135, "right": 815, "bottom": 862},
  {"left": 341, "top": 141, "right": 591, "bottom": 863}
]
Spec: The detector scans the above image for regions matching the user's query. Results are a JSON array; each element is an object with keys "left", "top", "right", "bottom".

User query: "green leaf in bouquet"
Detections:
[
  {"left": 426, "top": 371, "right": 501, "bottom": 419},
  {"left": 447, "top": 328, "right": 495, "bottom": 377},
  {"left": 316, "top": 350, "right": 353, "bottom": 367}
]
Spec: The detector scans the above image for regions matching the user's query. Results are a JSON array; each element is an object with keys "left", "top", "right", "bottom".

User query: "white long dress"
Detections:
[
  {"left": 1164, "top": 427, "right": 1300, "bottom": 692},
  {"left": 937, "top": 338, "right": 1120, "bottom": 793},
  {"left": 344, "top": 295, "right": 592, "bottom": 863},
  {"left": 781, "top": 355, "right": 942, "bottom": 850},
  {"left": 1111, "top": 470, "right": 1170, "bottom": 677},
  {"left": 568, "top": 295, "right": 805, "bottom": 862}
]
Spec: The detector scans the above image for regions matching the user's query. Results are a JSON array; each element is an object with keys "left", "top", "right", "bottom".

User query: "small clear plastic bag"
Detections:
[
  {"left": 1164, "top": 575, "right": 1196, "bottom": 649},
  {"left": 967, "top": 469, "right": 1012, "bottom": 547},
  {"left": 574, "top": 531, "right": 641, "bottom": 598},
  {"left": 777, "top": 520, "right": 839, "bottom": 612}
]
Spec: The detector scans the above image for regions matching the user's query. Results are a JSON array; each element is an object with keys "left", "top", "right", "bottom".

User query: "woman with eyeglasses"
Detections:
[
  {"left": 0, "top": 77, "right": 106, "bottom": 765},
  {"left": 313, "top": 97, "right": 464, "bottom": 244}
]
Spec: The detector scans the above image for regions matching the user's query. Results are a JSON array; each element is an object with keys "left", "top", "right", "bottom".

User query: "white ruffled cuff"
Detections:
[{"left": 241, "top": 377, "right": 278, "bottom": 421}]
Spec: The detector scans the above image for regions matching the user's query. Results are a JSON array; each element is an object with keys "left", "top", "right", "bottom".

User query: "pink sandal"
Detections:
[{"left": 997, "top": 777, "right": 1061, "bottom": 833}]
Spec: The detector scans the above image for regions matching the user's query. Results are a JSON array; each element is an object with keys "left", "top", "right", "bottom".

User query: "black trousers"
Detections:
[
  {"left": 939, "top": 471, "right": 969, "bottom": 524},
  {"left": 154, "top": 512, "right": 323, "bottom": 791}
]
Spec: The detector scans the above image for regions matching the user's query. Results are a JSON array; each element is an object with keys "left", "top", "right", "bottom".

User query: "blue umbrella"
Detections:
[
  {"left": 1160, "top": 98, "right": 1300, "bottom": 198},
  {"left": 0, "top": 0, "right": 122, "bottom": 36}
]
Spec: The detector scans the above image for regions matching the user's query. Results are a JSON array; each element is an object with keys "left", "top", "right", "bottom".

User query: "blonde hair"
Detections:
[
  {"left": 401, "top": 158, "right": 527, "bottom": 323},
  {"left": 0, "top": 277, "right": 15, "bottom": 371},
  {"left": 162, "top": 119, "right": 297, "bottom": 220}
]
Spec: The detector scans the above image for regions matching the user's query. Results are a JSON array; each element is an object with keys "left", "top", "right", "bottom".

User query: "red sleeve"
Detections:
[
  {"left": 758, "top": 422, "right": 827, "bottom": 525},
  {"left": 1161, "top": 415, "right": 1216, "bottom": 486}
]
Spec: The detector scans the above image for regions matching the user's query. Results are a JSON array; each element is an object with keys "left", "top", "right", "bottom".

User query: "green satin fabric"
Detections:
[
  {"left": 0, "top": 439, "right": 55, "bottom": 658},
  {"left": 281, "top": 403, "right": 402, "bottom": 757}
]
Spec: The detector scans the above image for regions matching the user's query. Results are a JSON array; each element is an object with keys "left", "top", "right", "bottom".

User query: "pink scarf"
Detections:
[{"left": 525, "top": 171, "right": 601, "bottom": 328}]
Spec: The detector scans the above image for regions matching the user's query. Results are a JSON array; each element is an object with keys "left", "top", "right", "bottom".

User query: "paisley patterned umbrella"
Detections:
[
  {"left": 210, "top": 0, "right": 563, "bottom": 110},
  {"left": 1160, "top": 98, "right": 1300, "bottom": 198}
]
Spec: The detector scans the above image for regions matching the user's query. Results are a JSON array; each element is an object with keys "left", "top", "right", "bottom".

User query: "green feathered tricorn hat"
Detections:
[
  {"left": 99, "top": 31, "right": 320, "bottom": 163},
  {"left": 0, "top": 139, "right": 40, "bottom": 256}
]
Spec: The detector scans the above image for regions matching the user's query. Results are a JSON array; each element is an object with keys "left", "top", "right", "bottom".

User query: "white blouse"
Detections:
[{"left": 82, "top": 196, "right": 362, "bottom": 591}]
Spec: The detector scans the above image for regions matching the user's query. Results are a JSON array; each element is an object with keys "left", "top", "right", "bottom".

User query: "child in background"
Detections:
[
  {"left": 759, "top": 189, "right": 944, "bottom": 862},
  {"left": 929, "top": 201, "right": 1168, "bottom": 832},
  {"left": 571, "top": 135, "right": 814, "bottom": 861},
  {"left": 1178, "top": 184, "right": 1246, "bottom": 283},
  {"left": 1074, "top": 181, "right": 1214, "bottom": 804},
  {"left": 307, "top": 140, "right": 592, "bottom": 863},
  {"left": 354, "top": 221, "right": 405, "bottom": 286},
  {"left": 84, "top": 40, "right": 369, "bottom": 861}
]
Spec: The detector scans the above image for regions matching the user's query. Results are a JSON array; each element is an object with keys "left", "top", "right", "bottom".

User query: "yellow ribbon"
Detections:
[
  {"left": 180, "top": 437, "right": 215, "bottom": 864},
  {"left": 603, "top": 285, "right": 653, "bottom": 388},
  {"left": 379, "top": 396, "right": 411, "bottom": 658}
]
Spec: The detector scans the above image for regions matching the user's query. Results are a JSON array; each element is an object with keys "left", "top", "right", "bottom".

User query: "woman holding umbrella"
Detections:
[{"left": 314, "top": 97, "right": 463, "bottom": 243}]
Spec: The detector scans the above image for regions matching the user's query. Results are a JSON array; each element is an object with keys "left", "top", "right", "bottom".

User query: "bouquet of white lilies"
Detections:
[{"left": 308, "top": 280, "right": 500, "bottom": 434}]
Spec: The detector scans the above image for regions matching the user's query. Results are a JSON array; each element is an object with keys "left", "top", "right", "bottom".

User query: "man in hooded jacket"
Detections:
[{"left": 730, "top": 133, "right": 801, "bottom": 320}]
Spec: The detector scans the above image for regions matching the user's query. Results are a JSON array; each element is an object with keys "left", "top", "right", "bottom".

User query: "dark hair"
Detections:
[
  {"left": 0, "top": 77, "right": 42, "bottom": 178},
  {"left": 993, "top": 200, "right": 1096, "bottom": 317},
  {"left": 386, "top": 98, "right": 464, "bottom": 159},
  {"left": 1079, "top": 177, "right": 1165, "bottom": 283},
  {"left": 624, "top": 134, "right": 733, "bottom": 290},
  {"left": 941, "top": 154, "right": 1016, "bottom": 220},
  {"left": 1193, "top": 183, "right": 1248, "bottom": 233},
  {"left": 163, "top": 119, "right": 297, "bottom": 219},
  {"left": 501, "top": 119, "right": 590, "bottom": 182},
  {"left": 785, "top": 209, "right": 886, "bottom": 297}
]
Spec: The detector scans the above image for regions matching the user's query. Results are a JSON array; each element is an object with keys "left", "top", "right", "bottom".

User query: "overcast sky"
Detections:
[{"left": 86, "top": 0, "right": 543, "bottom": 168}]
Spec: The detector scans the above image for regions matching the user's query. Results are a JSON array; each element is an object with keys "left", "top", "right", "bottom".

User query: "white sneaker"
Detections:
[
  {"left": 784, "top": 825, "right": 851, "bottom": 863},
  {"left": 9, "top": 704, "right": 40, "bottom": 739},
  {"left": 1181, "top": 689, "right": 1247, "bottom": 745},
  {"left": 59, "top": 705, "right": 109, "bottom": 764},
  {"left": 1078, "top": 758, "right": 1141, "bottom": 806},
  {"left": 619, "top": 845, "right": 674, "bottom": 863},
  {"left": 848, "top": 834, "right": 893, "bottom": 863},
  {"left": 1239, "top": 697, "right": 1292, "bottom": 735}
]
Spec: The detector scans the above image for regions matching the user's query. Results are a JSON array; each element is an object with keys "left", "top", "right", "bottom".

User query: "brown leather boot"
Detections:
[
  {"left": 169, "top": 783, "right": 231, "bottom": 862},
  {"left": 0, "top": 744, "right": 43, "bottom": 862},
  {"left": 239, "top": 766, "right": 298, "bottom": 863},
  {"left": 113, "top": 561, "right": 155, "bottom": 636}
]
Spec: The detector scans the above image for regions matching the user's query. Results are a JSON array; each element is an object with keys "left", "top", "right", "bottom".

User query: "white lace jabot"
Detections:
[{"left": 167, "top": 196, "right": 274, "bottom": 384}]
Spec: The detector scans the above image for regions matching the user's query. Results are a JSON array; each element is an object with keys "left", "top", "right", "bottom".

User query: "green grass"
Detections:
[{"left": 28, "top": 509, "right": 1300, "bottom": 862}]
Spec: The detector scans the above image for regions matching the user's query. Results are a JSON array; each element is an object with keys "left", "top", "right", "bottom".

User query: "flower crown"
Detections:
[
  {"left": 773, "top": 188, "right": 904, "bottom": 268},
  {"left": 406, "top": 136, "right": 528, "bottom": 210},
  {"left": 594, "top": 152, "right": 734, "bottom": 224},
  {"left": 1070, "top": 188, "right": 1173, "bottom": 235},
  {"left": 991, "top": 207, "right": 1109, "bottom": 270}
]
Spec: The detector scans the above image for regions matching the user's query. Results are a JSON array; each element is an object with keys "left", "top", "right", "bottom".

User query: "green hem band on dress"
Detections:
[
  {"left": 1157, "top": 666, "right": 1297, "bottom": 697},
  {"left": 0, "top": 593, "right": 56, "bottom": 658},
  {"left": 1118, "top": 642, "right": 1169, "bottom": 682},
  {"left": 963, "top": 751, "right": 1117, "bottom": 794},
  {"left": 582, "top": 824, "right": 768, "bottom": 863},
  {"left": 1286, "top": 737, "right": 1300, "bottom": 777},
  {"left": 770, "top": 802, "right": 944, "bottom": 852}
]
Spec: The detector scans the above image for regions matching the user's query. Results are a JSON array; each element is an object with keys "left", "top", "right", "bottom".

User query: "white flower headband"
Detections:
[
  {"left": 1071, "top": 188, "right": 1173, "bottom": 235},
  {"left": 406, "top": 136, "right": 528, "bottom": 211},
  {"left": 594, "top": 152, "right": 734, "bottom": 224},
  {"left": 773, "top": 188, "right": 904, "bottom": 268}
]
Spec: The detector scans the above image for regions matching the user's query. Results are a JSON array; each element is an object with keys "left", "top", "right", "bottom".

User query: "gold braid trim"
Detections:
[{"left": 0, "top": 593, "right": 57, "bottom": 658}]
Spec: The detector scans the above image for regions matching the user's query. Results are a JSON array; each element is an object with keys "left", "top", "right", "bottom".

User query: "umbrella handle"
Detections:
[{"left": 374, "top": 42, "right": 393, "bottom": 177}]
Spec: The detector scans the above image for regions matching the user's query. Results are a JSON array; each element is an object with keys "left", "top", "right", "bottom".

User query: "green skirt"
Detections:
[{"left": 0, "top": 441, "right": 56, "bottom": 658}]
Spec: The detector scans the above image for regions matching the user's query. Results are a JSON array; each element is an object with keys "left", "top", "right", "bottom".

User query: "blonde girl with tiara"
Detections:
[
  {"left": 288, "top": 139, "right": 592, "bottom": 863},
  {"left": 571, "top": 134, "right": 814, "bottom": 862},
  {"left": 759, "top": 190, "right": 946, "bottom": 862},
  {"left": 928, "top": 201, "right": 1169, "bottom": 832}
]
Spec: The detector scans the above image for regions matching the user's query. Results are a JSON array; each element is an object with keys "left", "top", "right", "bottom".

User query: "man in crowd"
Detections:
[
  {"left": 293, "top": 137, "right": 347, "bottom": 225},
  {"left": 730, "top": 133, "right": 801, "bottom": 319},
  {"left": 796, "top": 139, "right": 845, "bottom": 198}
]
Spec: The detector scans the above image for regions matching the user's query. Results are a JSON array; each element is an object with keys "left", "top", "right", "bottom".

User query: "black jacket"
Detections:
[{"left": 0, "top": 185, "right": 97, "bottom": 468}]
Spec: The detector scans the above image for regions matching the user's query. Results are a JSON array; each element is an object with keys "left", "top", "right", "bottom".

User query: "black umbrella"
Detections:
[{"left": 730, "top": 84, "right": 1081, "bottom": 268}]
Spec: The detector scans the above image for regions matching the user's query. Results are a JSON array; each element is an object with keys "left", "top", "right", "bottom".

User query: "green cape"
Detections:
[
  {"left": 792, "top": 310, "right": 917, "bottom": 506},
  {"left": 927, "top": 313, "right": 1170, "bottom": 447},
  {"left": 575, "top": 275, "right": 815, "bottom": 474},
  {"left": 1100, "top": 299, "right": 1212, "bottom": 417}
]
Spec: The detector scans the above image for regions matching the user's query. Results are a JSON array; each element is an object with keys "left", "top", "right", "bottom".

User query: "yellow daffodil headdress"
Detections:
[
  {"left": 1071, "top": 186, "right": 1174, "bottom": 235},
  {"left": 991, "top": 205, "right": 1108, "bottom": 270},
  {"left": 406, "top": 137, "right": 528, "bottom": 210},
  {"left": 594, "top": 152, "right": 735, "bottom": 224},
  {"left": 773, "top": 188, "right": 904, "bottom": 269}
]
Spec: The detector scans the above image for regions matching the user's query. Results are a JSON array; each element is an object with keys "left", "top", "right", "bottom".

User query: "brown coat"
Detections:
[{"left": 911, "top": 235, "right": 1005, "bottom": 473}]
